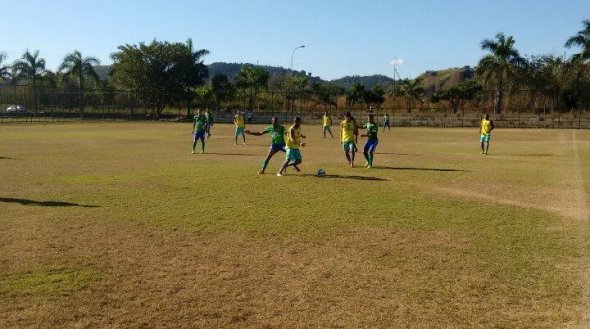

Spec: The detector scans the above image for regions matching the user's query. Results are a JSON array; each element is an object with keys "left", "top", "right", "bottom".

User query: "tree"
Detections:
[
  {"left": 310, "top": 82, "right": 340, "bottom": 109},
  {"left": 363, "top": 85, "right": 386, "bottom": 108},
  {"left": 476, "top": 33, "right": 526, "bottom": 114},
  {"left": 13, "top": 50, "right": 47, "bottom": 115},
  {"left": 565, "top": 19, "right": 590, "bottom": 62},
  {"left": 521, "top": 56, "right": 561, "bottom": 113},
  {"left": 434, "top": 79, "right": 482, "bottom": 114},
  {"left": 211, "top": 74, "right": 235, "bottom": 111},
  {"left": 236, "top": 65, "right": 269, "bottom": 111},
  {"left": 396, "top": 78, "right": 424, "bottom": 112},
  {"left": 564, "top": 20, "right": 590, "bottom": 111},
  {"left": 59, "top": 50, "right": 100, "bottom": 118},
  {"left": 111, "top": 40, "right": 209, "bottom": 120},
  {"left": 179, "top": 38, "right": 210, "bottom": 116},
  {"left": 0, "top": 53, "right": 11, "bottom": 81},
  {"left": 346, "top": 82, "right": 365, "bottom": 107},
  {"left": 279, "top": 74, "right": 308, "bottom": 112}
]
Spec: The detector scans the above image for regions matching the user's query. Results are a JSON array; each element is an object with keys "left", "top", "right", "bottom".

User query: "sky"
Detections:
[{"left": 1, "top": 0, "right": 589, "bottom": 80}]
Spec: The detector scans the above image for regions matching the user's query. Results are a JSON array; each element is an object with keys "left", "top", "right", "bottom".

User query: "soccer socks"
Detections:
[
  {"left": 192, "top": 141, "right": 197, "bottom": 153},
  {"left": 368, "top": 153, "right": 374, "bottom": 166}
]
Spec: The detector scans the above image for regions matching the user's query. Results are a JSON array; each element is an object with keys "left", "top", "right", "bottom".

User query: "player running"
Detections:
[
  {"left": 277, "top": 117, "right": 305, "bottom": 176},
  {"left": 322, "top": 111, "right": 334, "bottom": 138},
  {"left": 234, "top": 110, "right": 246, "bottom": 145},
  {"left": 191, "top": 109, "right": 207, "bottom": 154},
  {"left": 383, "top": 112, "right": 391, "bottom": 132},
  {"left": 341, "top": 112, "right": 356, "bottom": 167},
  {"left": 360, "top": 114, "right": 379, "bottom": 168},
  {"left": 246, "top": 117, "right": 300, "bottom": 175},
  {"left": 204, "top": 108, "right": 213, "bottom": 138},
  {"left": 480, "top": 113, "right": 495, "bottom": 155}
]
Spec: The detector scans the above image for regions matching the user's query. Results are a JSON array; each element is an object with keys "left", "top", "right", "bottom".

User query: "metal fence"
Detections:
[{"left": 1, "top": 84, "right": 589, "bottom": 128}]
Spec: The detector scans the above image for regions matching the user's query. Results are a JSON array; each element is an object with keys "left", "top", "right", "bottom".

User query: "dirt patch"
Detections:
[{"left": 433, "top": 184, "right": 580, "bottom": 220}]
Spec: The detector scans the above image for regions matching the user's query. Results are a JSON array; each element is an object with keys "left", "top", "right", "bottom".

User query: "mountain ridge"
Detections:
[{"left": 93, "top": 63, "right": 473, "bottom": 90}]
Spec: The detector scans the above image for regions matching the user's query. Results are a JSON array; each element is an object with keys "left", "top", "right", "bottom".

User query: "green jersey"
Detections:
[
  {"left": 263, "top": 125, "right": 286, "bottom": 145},
  {"left": 194, "top": 114, "right": 207, "bottom": 133},
  {"left": 364, "top": 122, "right": 378, "bottom": 141}
]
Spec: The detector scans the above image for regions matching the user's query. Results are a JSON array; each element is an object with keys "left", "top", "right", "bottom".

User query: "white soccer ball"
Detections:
[{"left": 317, "top": 168, "right": 326, "bottom": 177}]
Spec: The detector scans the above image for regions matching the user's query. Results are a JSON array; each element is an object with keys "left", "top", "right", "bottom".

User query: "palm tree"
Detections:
[
  {"left": 13, "top": 50, "right": 47, "bottom": 115},
  {"left": 182, "top": 38, "right": 209, "bottom": 116},
  {"left": 397, "top": 78, "right": 424, "bottom": 112},
  {"left": 476, "top": 33, "right": 526, "bottom": 114},
  {"left": 59, "top": 50, "right": 100, "bottom": 118},
  {"left": 0, "top": 53, "right": 11, "bottom": 81},
  {"left": 565, "top": 20, "right": 590, "bottom": 112},
  {"left": 565, "top": 19, "right": 590, "bottom": 62}
]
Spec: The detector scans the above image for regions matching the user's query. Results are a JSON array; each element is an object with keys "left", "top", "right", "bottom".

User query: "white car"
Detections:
[{"left": 5, "top": 105, "right": 27, "bottom": 113}]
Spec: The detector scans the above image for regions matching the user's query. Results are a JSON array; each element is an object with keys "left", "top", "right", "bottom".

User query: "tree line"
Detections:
[{"left": 0, "top": 19, "right": 589, "bottom": 119}]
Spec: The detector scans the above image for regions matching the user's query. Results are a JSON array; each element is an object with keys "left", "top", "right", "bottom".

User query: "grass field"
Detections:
[{"left": 1, "top": 122, "right": 589, "bottom": 328}]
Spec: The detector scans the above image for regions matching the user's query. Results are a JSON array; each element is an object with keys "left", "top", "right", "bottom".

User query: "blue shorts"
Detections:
[
  {"left": 286, "top": 148, "right": 302, "bottom": 162},
  {"left": 342, "top": 141, "right": 356, "bottom": 151},
  {"left": 364, "top": 140, "right": 378, "bottom": 153},
  {"left": 480, "top": 134, "right": 490, "bottom": 142},
  {"left": 194, "top": 131, "right": 206, "bottom": 141},
  {"left": 270, "top": 143, "right": 286, "bottom": 153},
  {"left": 236, "top": 127, "right": 245, "bottom": 136},
  {"left": 384, "top": 122, "right": 390, "bottom": 127}
]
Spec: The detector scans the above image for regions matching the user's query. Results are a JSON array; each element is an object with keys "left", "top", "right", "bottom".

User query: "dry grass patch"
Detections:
[{"left": 1, "top": 123, "right": 589, "bottom": 327}]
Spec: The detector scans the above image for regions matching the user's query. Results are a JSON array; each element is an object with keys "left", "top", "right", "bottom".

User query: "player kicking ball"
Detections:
[
  {"left": 341, "top": 112, "right": 356, "bottom": 167},
  {"left": 191, "top": 109, "right": 207, "bottom": 154},
  {"left": 277, "top": 117, "right": 305, "bottom": 176},
  {"left": 360, "top": 114, "right": 379, "bottom": 168},
  {"left": 246, "top": 117, "right": 300, "bottom": 175}
]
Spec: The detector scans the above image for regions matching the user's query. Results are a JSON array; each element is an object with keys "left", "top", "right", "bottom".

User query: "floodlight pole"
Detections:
[{"left": 290, "top": 45, "right": 305, "bottom": 72}]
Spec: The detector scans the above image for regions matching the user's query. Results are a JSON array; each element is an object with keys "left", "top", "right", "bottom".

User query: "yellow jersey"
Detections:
[
  {"left": 322, "top": 115, "right": 332, "bottom": 127},
  {"left": 341, "top": 120, "right": 355, "bottom": 143},
  {"left": 286, "top": 125, "right": 302, "bottom": 149},
  {"left": 234, "top": 115, "right": 245, "bottom": 128},
  {"left": 480, "top": 119, "right": 492, "bottom": 135}
]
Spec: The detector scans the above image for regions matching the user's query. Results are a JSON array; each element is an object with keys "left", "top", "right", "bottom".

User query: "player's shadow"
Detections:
[
  {"left": 375, "top": 153, "right": 424, "bottom": 156},
  {"left": 0, "top": 197, "right": 100, "bottom": 208},
  {"left": 204, "top": 152, "right": 261, "bottom": 157},
  {"left": 0, "top": 156, "right": 14, "bottom": 160},
  {"left": 373, "top": 166, "right": 469, "bottom": 172},
  {"left": 301, "top": 174, "right": 389, "bottom": 181}
]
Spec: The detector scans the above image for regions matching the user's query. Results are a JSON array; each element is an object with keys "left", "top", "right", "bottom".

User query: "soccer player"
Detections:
[
  {"left": 246, "top": 117, "right": 299, "bottom": 175},
  {"left": 480, "top": 113, "right": 495, "bottom": 154},
  {"left": 191, "top": 109, "right": 207, "bottom": 154},
  {"left": 204, "top": 108, "right": 213, "bottom": 138},
  {"left": 360, "top": 114, "right": 379, "bottom": 168},
  {"left": 322, "top": 111, "right": 334, "bottom": 138},
  {"left": 234, "top": 110, "right": 246, "bottom": 145},
  {"left": 341, "top": 112, "right": 356, "bottom": 167},
  {"left": 383, "top": 112, "right": 391, "bottom": 132},
  {"left": 277, "top": 117, "right": 305, "bottom": 176}
]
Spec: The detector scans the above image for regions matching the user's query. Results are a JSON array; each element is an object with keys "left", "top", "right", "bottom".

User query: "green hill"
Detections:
[
  {"left": 417, "top": 66, "right": 474, "bottom": 93},
  {"left": 93, "top": 62, "right": 472, "bottom": 92}
]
